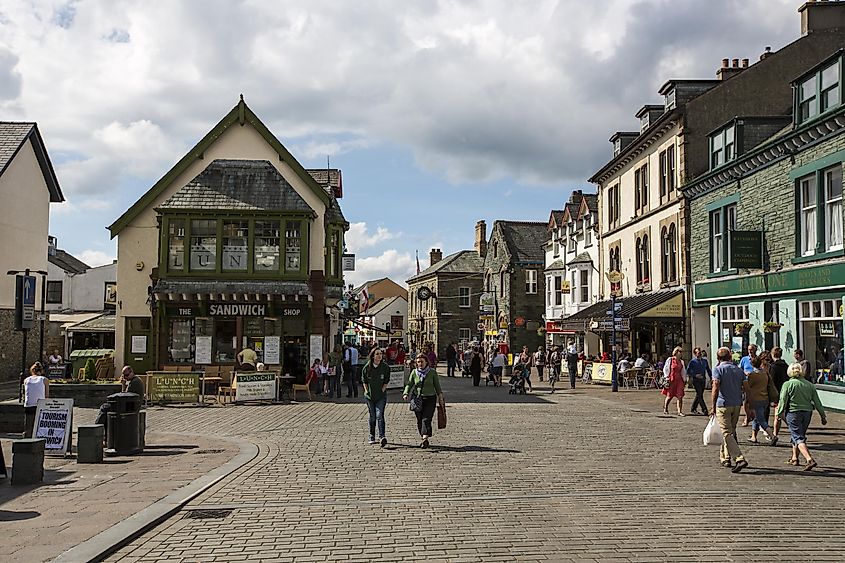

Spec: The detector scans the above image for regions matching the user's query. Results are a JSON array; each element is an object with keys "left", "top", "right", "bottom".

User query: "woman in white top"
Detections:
[{"left": 24, "top": 362, "right": 49, "bottom": 437}]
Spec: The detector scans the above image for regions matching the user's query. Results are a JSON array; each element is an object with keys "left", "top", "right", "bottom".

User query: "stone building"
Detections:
[
  {"left": 482, "top": 220, "right": 548, "bottom": 354},
  {"left": 0, "top": 122, "right": 63, "bottom": 381},
  {"left": 683, "top": 50, "right": 845, "bottom": 378},
  {"left": 108, "top": 98, "right": 348, "bottom": 378},
  {"left": 407, "top": 242, "right": 485, "bottom": 358}
]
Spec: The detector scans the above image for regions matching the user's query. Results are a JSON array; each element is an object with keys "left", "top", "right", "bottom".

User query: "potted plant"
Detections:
[
  {"left": 536, "top": 326, "right": 546, "bottom": 337},
  {"left": 83, "top": 358, "right": 96, "bottom": 381},
  {"left": 734, "top": 321, "right": 752, "bottom": 335},
  {"left": 763, "top": 321, "right": 784, "bottom": 333}
]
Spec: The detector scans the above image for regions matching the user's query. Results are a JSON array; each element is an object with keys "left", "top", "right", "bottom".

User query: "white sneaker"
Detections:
[{"left": 368, "top": 438, "right": 377, "bottom": 445}]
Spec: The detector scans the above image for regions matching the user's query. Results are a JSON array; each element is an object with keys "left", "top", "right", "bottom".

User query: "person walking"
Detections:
[
  {"left": 445, "top": 342, "right": 457, "bottom": 377},
  {"left": 687, "top": 347, "right": 711, "bottom": 415},
  {"left": 710, "top": 347, "right": 749, "bottom": 472},
  {"left": 344, "top": 344, "right": 360, "bottom": 398},
  {"left": 23, "top": 362, "right": 49, "bottom": 438},
  {"left": 533, "top": 346, "right": 546, "bottom": 382},
  {"left": 565, "top": 341, "right": 579, "bottom": 389},
  {"left": 470, "top": 348, "right": 483, "bottom": 387},
  {"left": 307, "top": 359, "right": 323, "bottom": 396},
  {"left": 403, "top": 354, "right": 444, "bottom": 448},
  {"left": 519, "top": 346, "right": 533, "bottom": 392},
  {"left": 793, "top": 349, "right": 812, "bottom": 380},
  {"left": 746, "top": 353, "right": 777, "bottom": 445},
  {"left": 326, "top": 346, "right": 342, "bottom": 398},
  {"left": 491, "top": 348, "right": 505, "bottom": 386},
  {"left": 426, "top": 344, "right": 438, "bottom": 371},
  {"left": 362, "top": 348, "right": 390, "bottom": 447},
  {"left": 768, "top": 347, "right": 789, "bottom": 440},
  {"left": 661, "top": 346, "right": 687, "bottom": 416},
  {"left": 777, "top": 363, "right": 827, "bottom": 470}
]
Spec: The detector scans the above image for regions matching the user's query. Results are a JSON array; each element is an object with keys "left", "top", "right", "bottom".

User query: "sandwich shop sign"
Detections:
[{"left": 209, "top": 303, "right": 266, "bottom": 316}]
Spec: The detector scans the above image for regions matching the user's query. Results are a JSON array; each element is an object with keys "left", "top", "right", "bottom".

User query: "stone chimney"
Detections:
[
  {"left": 475, "top": 220, "right": 487, "bottom": 258},
  {"left": 430, "top": 248, "right": 443, "bottom": 266},
  {"left": 717, "top": 57, "right": 747, "bottom": 81},
  {"left": 800, "top": 0, "right": 845, "bottom": 36}
]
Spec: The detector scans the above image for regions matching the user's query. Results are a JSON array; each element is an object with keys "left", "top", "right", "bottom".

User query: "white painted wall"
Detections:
[
  {"left": 47, "top": 260, "right": 117, "bottom": 312},
  {"left": 0, "top": 140, "right": 50, "bottom": 309}
]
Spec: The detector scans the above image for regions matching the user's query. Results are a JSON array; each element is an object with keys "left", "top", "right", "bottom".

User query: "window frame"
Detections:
[
  {"left": 709, "top": 203, "right": 737, "bottom": 273},
  {"left": 525, "top": 270, "right": 538, "bottom": 294},
  {"left": 796, "top": 165, "right": 844, "bottom": 257},
  {"left": 796, "top": 56, "right": 842, "bottom": 124},
  {"left": 709, "top": 125, "right": 737, "bottom": 170},
  {"left": 459, "top": 287, "right": 471, "bottom": 308},
  {"left": 46, "top": 280, "right": 63, "bottom": 304}
]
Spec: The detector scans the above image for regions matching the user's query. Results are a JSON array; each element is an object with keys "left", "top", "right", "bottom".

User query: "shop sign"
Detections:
[
  {"left": 638, "top": 294, "right": 684, "bottom": 318},
  {"left": 729, "top": 230, "right": 763, "bottom": 270},
  {"left": 694, "top": 262, "right": 845, "bottom": 303},
  {"left": 149, "top": 373, "right": 200, "bottom": 403},
  {"left": 235, "top": 373, "right": 276, "bottom": 402},
  {"left": 33, "top": 398, "right": 73, "bottom": 455},
  {"left": 479, "top": 292, "right": 494, "bottom": 312},
  {"left": 591, "top": 318, "right": 630, "bottom": 331},
  {"left": 477, "top": 322, "right": 485, "bottom": 331},
  {"left": 342, "top": 253, "right": 356, "bottom": 271},
  {"left": 819, "top": 322, "right": 836, "bottom": 337},
  {"left": 209, "top": 303, "right": 267, "bottom": 316},
  {"left": 514, "top": 317, "right": 525, "bottom": 327},
  {"left": 545, "top": 321, "right": 562, "bottom": 333},
  {"left": 591, "top": 362, "right": 614, "bottom": 383},
  {"left": 561, "top": 280, "right": 571, "bottom": 294},
  {"left": 167, "top": 305, "right": 198, "bottom": 317}
]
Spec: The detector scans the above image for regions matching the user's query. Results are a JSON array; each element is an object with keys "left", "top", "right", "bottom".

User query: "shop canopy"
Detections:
[
  {"left": 561, "top": 289, "right": 684, "bottom": 329},
  {"left": 153, "top": 279, "right": 311, "bottom": 302}
]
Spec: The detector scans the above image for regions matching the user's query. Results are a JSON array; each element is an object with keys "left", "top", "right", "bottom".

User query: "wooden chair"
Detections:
[
  {"left": 643, "top": 369, "right": 660, "bottom": 389},
  {"left": 176, "top": 365, "right": 194, "bottom": 372},
  {"left": 162, "top": 365, "right": 180, "bottom": 372},
  {"left": 622, "top": 368, "right": 641, "bottom": 390},
  {"left": 218, "top": 369, "right": 235, "bottom": 404},
  {"left": 291, "top": 379, "right": 312, "bottom": 401}
]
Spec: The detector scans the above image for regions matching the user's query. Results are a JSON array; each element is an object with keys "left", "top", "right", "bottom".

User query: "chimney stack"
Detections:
[
  {"left": 717, "top": 56, "right": 748, "bottom": 81},
  {"left": 475, "top": 220, "right": 487, "bottom": 258},
  {"left": 800, "top": 0, "right": 845, "bottom": 36},
  {"left": 759, "top": 46, "right": 773, "bottom": 61},
  {"left": 430, "top": 248, "right": 443, "bottom": 266}
]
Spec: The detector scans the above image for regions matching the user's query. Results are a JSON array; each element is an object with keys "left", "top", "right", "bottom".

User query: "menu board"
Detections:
[
  {"left": 264, "top": 336, "right": 280, "bottom": 365},
  {"left": 195, "top": 336, "right": 212, "bottom": 365},
  {"left": 149, "top": 373, "right": 200, "bottom": 403},
  {"left": 235, "top": 372, "right": 277, "bottom": 402}
]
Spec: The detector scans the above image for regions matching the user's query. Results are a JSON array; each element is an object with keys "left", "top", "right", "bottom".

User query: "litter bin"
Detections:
[{"left": 105, "top": 392, "right": 142, "bottom": 455}]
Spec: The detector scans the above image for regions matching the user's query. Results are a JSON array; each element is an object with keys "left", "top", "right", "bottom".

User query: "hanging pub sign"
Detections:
[
  {"left": 342, "top": 253, "right": 356, "bottom": 271},
  {"left": 729, "top": 230, "right": 763, "bottom": 269}
]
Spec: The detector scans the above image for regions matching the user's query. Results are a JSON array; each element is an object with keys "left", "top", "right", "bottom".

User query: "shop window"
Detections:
[
  {"left": 222, "top": 220, "right": 249, "bottom": 271},
  {"left": 214, "top": 319, "right": 237, "bottom": 363},
  {"left": 254, "top": 221, "right": 280, "bottom": 272},
  {"left": 799, "top": 299, "right": 843, "bottom": 372},
  {"left": 719, "top": 304, "right": 750, "bottom": 346},
  {"left": 169, "top": 319, "right": 193, "bottom": 363},
  {"left": 46, "top": 281, "right": 62, "bottom": 304},
  {"left": 525, "top": 270, "right": 537, "bottom": 294},
  {"left": 190, "top": 219, "right": 217, "bottom": 271},
  {"left": 459, "top": 287, "right": 471, "bottom": 307},
  {"left": 285, "top": 221, "right": 302, "bottom": 272},
  {"left": 798, "top": 165, "right": 843, "bottom": 256},
  {"left": 168, "top": 219, "right": 185, "bottom": 271}
]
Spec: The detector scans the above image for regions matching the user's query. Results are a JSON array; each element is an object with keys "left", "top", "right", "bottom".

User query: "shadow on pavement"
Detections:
[
  {"left": 385, "top": 443, "right": 520, "bottom": 454},
  {"left": 0, "top": 509, "right": 39, "bottom": 521},
  {"left": 144, "top": 444, "right": 199, "bottom": 450},
  {"left": 137, "top": 450, "right": 189, "bottom": 457},
  {"left": 746, "top": 466, "right": 845, "bottom": 478}
]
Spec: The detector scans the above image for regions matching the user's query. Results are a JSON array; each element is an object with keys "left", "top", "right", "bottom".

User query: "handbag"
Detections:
[
  {"left": 409, "top": 370, "right": 427, "bottom": 412},
  {"left": 437, "top": 402, "right": 447, "bottom": 429}
]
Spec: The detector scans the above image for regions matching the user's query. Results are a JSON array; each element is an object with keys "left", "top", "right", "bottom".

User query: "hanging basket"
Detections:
[
  {"left": 734, "top": 322, "right": 752, "bottom": 335},
  {"left": 763, "top": 322, "right": 783, "bottom": 333},
  {"left": 536, "top": 327, "right": 547, "bottom": 337}
]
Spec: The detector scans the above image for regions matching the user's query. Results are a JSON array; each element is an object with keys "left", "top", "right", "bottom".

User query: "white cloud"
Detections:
[
  {"left": 345, "top": 222, "right": 398, "bottom": 252},
  {"left": 344, "top": 249, "right": 415, "bottom": 289},
  {"left": 78, "top": 249, "right": 115, "bottom": 268}
]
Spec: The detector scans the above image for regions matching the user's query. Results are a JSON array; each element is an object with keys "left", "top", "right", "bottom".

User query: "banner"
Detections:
[{"left": 33, "top": 398, "right": 74, "bottom": 455}]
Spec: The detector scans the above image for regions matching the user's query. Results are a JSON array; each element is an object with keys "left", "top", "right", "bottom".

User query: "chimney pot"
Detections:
[
  {"left": 721, "top": 58, "right": 729, "bottom": 68},
  {"left": 732, "top": 58, "right": 739, "bottom": 68},
  {"left": 741, "top": 58, "right": 749, "bottom": 68}
]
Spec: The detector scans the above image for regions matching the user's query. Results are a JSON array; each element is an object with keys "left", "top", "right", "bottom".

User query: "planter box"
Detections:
[{"left": 50, "top": 383, "right": 122, "bottom": 408}]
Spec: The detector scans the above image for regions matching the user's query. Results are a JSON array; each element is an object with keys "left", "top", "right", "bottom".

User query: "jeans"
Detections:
[
  {"left": 415, "top": 396, "right": 437, "bottom": 437},
  {"left": 568, "top": 363, "right": 577, "bottom": 388},
  {"left": 751, "top": 400, "right": 770, "bottom": 431},
  {"left": 366, "top": 396, "right": 387, "bottom": 439},
  {"left": 536, "top": 365, "right": 544, "bottom": 381},
  {"left": 347, "top": 365, "right": 361, "bottom": 397},
  {"left": 691, "top": 378, "right": 708, "bottom": 414},
  {"left": 716, "top": 406, "right": 745, "bottom": 463},
  {"left": 523, "top": 367, "right": 532, "bottom": 389},
  {"left": 447, "top": 359, "right": 456, "bottom": 377},
  {"left": 327, "top": 375, "right": 341, "bottom": 398},
  {"left": 786, "top": 410, "right": 812, "bottom": 445}
]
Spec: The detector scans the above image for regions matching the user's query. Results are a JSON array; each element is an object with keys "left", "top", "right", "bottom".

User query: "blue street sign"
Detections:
[
  {"left": 15, "top": 274, "right": 36, "bottom": 330},
  {"left": 22, "top": 275, "right": 36, "bottom": 306}
]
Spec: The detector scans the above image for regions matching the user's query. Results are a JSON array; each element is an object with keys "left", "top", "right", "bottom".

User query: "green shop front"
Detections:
[{"left": 694, "top": 262, "right": 845, "bottom": 381}]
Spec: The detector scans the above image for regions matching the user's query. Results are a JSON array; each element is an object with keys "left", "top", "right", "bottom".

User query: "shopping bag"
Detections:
[
  {"left": 437, "top": 403, "right": 447, "bottom": 429},
  {"left": 703, "top": 416, "right": 723, "bottom": 446}
]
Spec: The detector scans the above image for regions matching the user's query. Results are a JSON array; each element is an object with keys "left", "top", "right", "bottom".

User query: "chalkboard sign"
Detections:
[{"left": 582, "top": 362, "right": 593, "bottom": 382}]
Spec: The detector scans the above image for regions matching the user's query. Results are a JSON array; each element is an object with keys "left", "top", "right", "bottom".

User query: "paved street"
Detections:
[{"left": 103, "top": 375, "right": 845, "bottom": 562}]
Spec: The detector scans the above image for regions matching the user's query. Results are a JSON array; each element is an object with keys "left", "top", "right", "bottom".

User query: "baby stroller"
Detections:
[{"left": 508, "top": 364, "right": 527, "bottom": 394}]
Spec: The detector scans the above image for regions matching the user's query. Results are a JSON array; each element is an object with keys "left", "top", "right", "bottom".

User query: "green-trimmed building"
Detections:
[
  {"left": 108, "top": 98, "right": 349, "bottom": 379},
  {"left": 683, "top": 50, "right": 845, "bottom": 380}
]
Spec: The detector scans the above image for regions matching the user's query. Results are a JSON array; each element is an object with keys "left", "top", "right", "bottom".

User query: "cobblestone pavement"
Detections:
[{"left": 109, "top": 375, "right": 845, "bottom": 562}]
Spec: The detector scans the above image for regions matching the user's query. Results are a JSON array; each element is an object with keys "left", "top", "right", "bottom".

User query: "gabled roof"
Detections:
[
  {"left": 367, "top": 294, "right": 408, "bottom": 317},
  {"left": 497, "top": 221, "right": 548, "bottom": 263},
  {"left": 545, "top": 259, "right": 565, "bottom": 271},
  {"left": 354, "top": 277, "right": 389, "bottom": 293},
  {"left": 568, "top": 252, "right": 593, "bottom": 266},
  {"left": 548, "top": 210, "right": 565, "bottom": 230},
  {"left": 0, "top": 122, "right": 63, "bottom": 202},
  {"left": 158, "top": 159, "right": 315, "bottom": 214},
  {"left": 407, "top": 250, "right": 484, "bottom": 283},
  {"left": 48, "top": 249, "right": 90, "bottom": 275},
  {"left": 306, "top": 169, "right": 342, "bottom": 198},
  {"left": 109, "top": 97, "right": 332, "bottom": 238},
  {"left": 578, "top": 194, "right": 598, "bottom": 217}
]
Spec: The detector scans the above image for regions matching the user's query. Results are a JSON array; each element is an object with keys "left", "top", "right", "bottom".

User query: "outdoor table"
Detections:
[
  {"left": 278, "top": 375, "right": 296, "bottom": 402},
  {"left": 201, "top": 376, "right": 223, "bottom": 403}
]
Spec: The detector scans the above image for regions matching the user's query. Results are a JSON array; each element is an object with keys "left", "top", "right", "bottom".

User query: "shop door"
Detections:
[
  {"left": 283, "top": 337, "right": 307, "bottom": 383},
  {"left": 124, "top": 317, "right": 155, "bottom": 374}
]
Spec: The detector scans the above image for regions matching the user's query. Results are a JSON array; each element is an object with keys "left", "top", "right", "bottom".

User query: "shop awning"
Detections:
[
  {"left": 49, "top": 312, "right": 103, "bottom": 330},
  {"left": 563, "top": 289, "right": 685, "bottom": 327},
  {"left": 67, "top": 313, "right": 116, "bottom": 333},
  {"left": 153, "top": 280, "right": 312, "bottom": 302}
]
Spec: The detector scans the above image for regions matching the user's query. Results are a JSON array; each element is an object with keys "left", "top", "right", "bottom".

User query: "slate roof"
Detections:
[
  {"left": 367, "top": 295, "right": 407, "bottom": 316},
  {"left": 407, "top": 250, "right": 484, "bottom": 283},
  {"left": 153, "top": 279, "right": 311, "bottom": 297},
  {"left": 545, "top": 259, "right": 565, "bottom": 271},
  {"left": 581, "top": 193, "right": 598, "bottom": 213},
  {"left": 0, "top": 122, "right": 63, "bottom": 202},
  {"left": 564, "top": 289, "right": 684, "bottom": 322},
  {"left": 306, "top": 169, "right": 342, "bottom": 198},
  {"left": 549, "top": 210, "right": 565, "bottom": 228},
  {"left": 497, "top": 221, "right": 548, "bottom": 263},
  {"left": 158, "top": 160, "right": 316, "bottom": 214},
  {"left": 68, "top": 313, "right": 115, "bottom": 333},
  {"left": 325, "top": 196, "right": 348, "bottom": 225},
  {"left": 48, "top": 249, "right": 90, "bottom": 275},
  {"left": 568, "top": 252, "right": 593, "bottom": 266},
  {"left": 354, "top": 277, "right": 389, "bottom": 293}
]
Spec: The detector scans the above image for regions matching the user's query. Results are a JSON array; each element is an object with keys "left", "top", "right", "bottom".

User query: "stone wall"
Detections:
[
  {"left": 0, "top": 308, "right": 42, "bottom": 383},
  {"left": 435, "top": 275, "right": 484, "bottom": 357}
]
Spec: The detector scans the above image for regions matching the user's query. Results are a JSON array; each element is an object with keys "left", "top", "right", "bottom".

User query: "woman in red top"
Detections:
[{"left": 661, "top": 346, "right": 687, "bottom": 416}]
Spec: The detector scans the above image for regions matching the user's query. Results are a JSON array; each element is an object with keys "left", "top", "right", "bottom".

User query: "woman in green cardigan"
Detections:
[{"left": 403, "top": 353, "right": 444, "bottom": 448}]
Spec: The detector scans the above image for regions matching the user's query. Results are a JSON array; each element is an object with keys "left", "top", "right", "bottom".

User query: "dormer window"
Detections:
[
  {"left": 613, "top": 138, "right": 622, "bottom": 157},
  {"left": 710, "top": 124, "right": 736, "bottom": 169},
  {"left": 664, "top": 88, "right": 676, "bottom": 111},
  {"left": 640, "top": 114, "right": 649, "bottom": 133},
  {"left": 796, "top": 56, "right": 841, "bottom": 124}
]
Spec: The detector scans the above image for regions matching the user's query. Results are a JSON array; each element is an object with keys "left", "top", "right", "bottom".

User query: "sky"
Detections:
[{"left": 0, "top": 0, "right": 801, "bottom": 287}]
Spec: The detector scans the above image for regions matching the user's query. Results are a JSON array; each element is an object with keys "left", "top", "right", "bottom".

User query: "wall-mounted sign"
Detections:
[
  {"left": 104, "top": 282, "right": 117, "bottom": 307},
  {"left": 195, "top": 336, "right": 212, "bottom": 364},
  {"left": 209, "top": 303, "right": 267, "bottom": 316},
  {"left": 167, "top": 305, "right": 198, "bottom": 317},
  {"left": 819, "top": 322, "right": 836, "bottom": 337},
  {"left": 264, "top": 336, "right": 281, "bottom": 365},
  {"left": 33, "top": 398, "right": 73, "bottom": 455},
  {"left": 729, "top": 230, "right": 763, "bottom": 270},
  {"left": 561, "top": 280, "right": 571, "bottom": 294},
  {"left": 342, "top": 254, "right": 356, "bottom": 271},
  {"left": 639, "top": 294, "right": 684, "bottom": 318},
  {"left": 131, "top": 335, "right": 147, "bottom": 354}
]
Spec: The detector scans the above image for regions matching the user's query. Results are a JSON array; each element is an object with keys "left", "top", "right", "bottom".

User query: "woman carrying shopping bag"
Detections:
[{"left": 403, "top": 354, "right": 445, "bottom": 448}]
